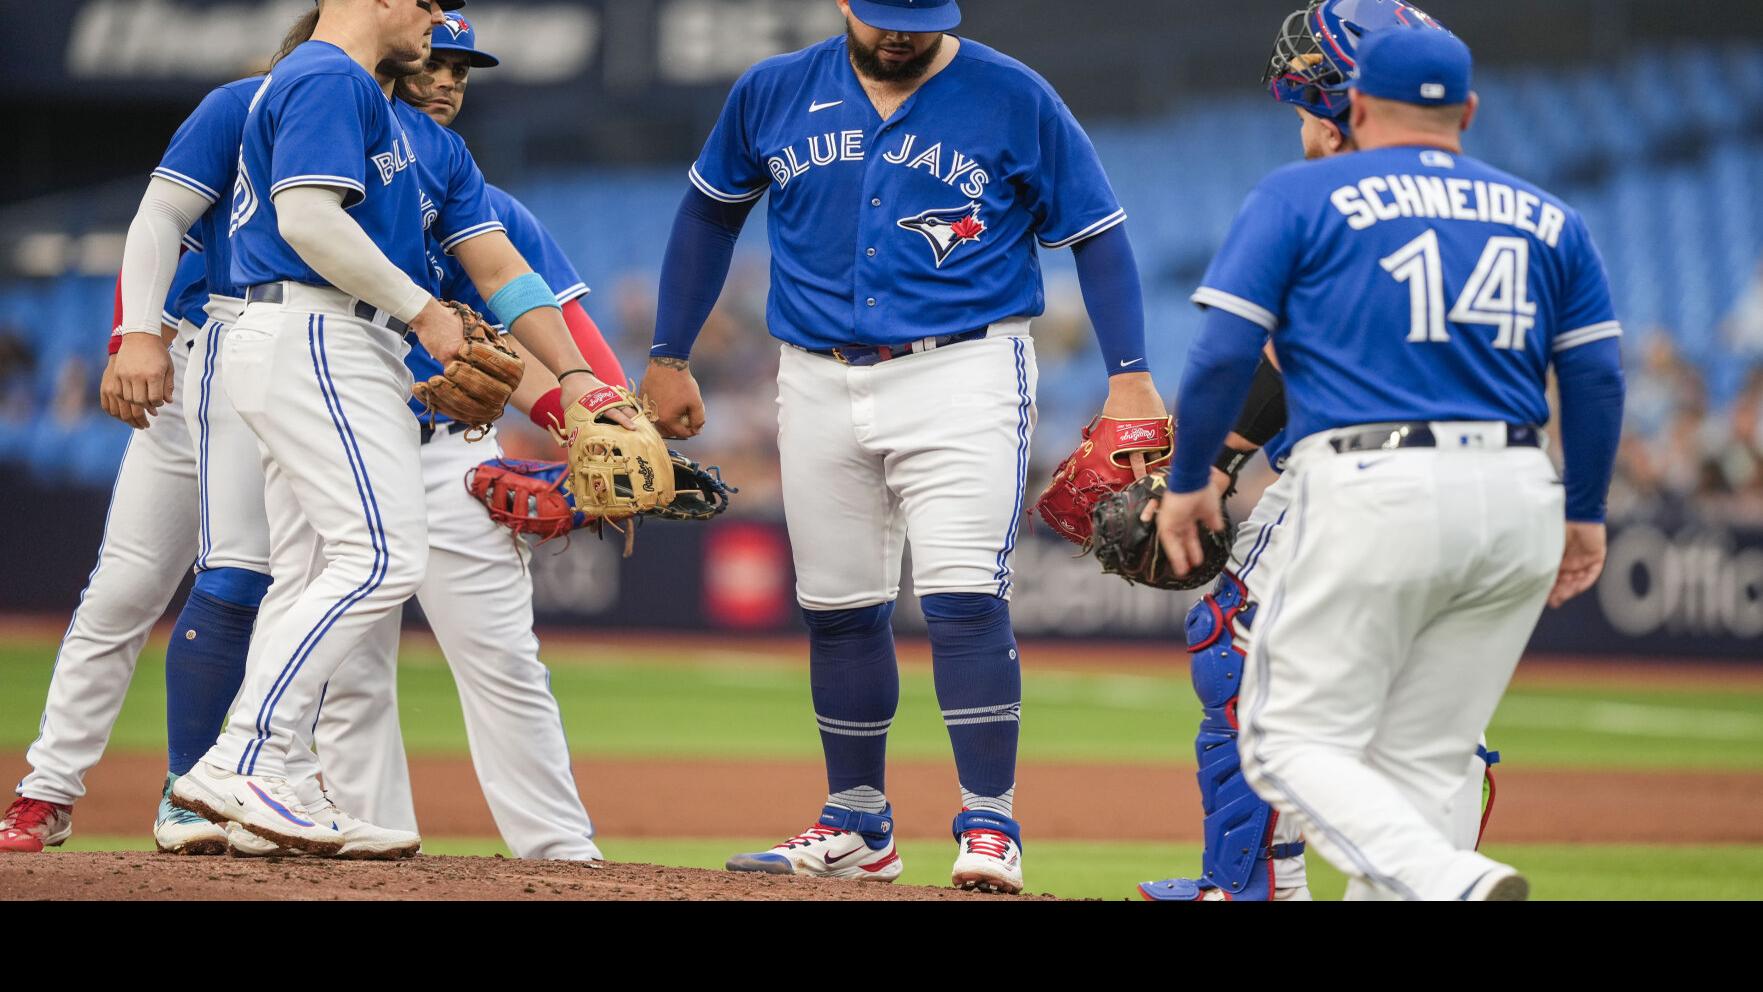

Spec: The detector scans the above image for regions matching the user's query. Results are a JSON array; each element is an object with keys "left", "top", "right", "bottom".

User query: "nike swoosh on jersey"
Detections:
[
  {"left": 1118, "top": 357, "right": 1145, "bottom": 368},
  {"left": 810, "top": 100, "right": 844, "bottom": 112}
]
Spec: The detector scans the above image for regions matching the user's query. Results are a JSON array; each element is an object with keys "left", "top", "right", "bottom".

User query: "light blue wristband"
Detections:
[{"left": 487, "top": 271, "right": 560, "bottom": 329}]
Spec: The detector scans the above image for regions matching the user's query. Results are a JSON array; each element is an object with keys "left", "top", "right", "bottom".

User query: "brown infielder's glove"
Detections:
[
  {"left": 548, "top": 384, "right": 676, "bottom": 553},
  {"left": 1090, "top": 472, "right": 1231, "bottom": 591},
  {"left": 410, "top": 301, "right": 525, "bottom": 441}
]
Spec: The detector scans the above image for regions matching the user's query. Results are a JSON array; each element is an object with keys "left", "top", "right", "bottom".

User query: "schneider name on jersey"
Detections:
[{"left": 1194, "top": 145, "right": 1619, "bottom": 446}]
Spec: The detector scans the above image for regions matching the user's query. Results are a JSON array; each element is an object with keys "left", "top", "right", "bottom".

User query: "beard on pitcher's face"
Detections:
[{"left": 845, "top": 21, "right": 942, "bottom": 81}]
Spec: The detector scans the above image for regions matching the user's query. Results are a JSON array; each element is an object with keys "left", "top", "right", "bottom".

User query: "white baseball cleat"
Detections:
[
  {"left": 950, "top": 809, "right": 1025, "bottom": 895},
  {"left": 226, "top": 821, "right": 299, "bottom": 858},
  {"left": 318, "top": 796, "right": 421, "bottom": 861},
  {"left": 1461, "top": 864, "right": 1529, "bottom": 901},
  {"left": 169, "top": 760, "right": 343, "bottom": 856},
  {"left": 725, "top": 805, "right": 903, "bottom": 882},
  {"left": 154, "top": 774, "right": 229, "bottom": 856}
]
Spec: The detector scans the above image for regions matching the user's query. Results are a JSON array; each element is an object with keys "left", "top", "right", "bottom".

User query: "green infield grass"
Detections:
[
  {"left": 3, "top": 638, "right": 1762, "bottom": 769},
  {"left": 40, "top": 835, "right": 1763, "bottom": 900}
]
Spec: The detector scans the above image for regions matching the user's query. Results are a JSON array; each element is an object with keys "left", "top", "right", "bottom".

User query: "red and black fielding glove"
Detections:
[{"left": 1033, "top": 415, "right": 1175, "bottom": 547}]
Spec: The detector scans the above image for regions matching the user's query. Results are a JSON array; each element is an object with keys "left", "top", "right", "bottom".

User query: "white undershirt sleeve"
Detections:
[
  {"left": 117, "top": 177, "right": 211, "bottom": 335},
  {"left": 272, "top": 185, "right": 433, "bottom": 324}
]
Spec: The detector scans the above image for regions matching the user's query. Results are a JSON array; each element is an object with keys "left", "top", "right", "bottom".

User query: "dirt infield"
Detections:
[
  {"left": 0, "top": 851, "right": 1050, "bottom": 901},
  {"left": 12, "top": 751, "right": 1762, "bottom": 846}
]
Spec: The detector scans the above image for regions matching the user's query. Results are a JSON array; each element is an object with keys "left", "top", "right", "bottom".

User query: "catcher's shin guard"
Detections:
[{"left": 1183, "top": 572, "right": 1301, "bottom": 900}]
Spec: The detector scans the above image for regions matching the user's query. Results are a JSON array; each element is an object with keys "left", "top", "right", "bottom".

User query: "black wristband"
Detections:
[
  {"left": 557, "top": 368, "right": 594, "bottom": 382},
  {"left": 1214, "top": 446, "right": 1254, "bottom": 481}
]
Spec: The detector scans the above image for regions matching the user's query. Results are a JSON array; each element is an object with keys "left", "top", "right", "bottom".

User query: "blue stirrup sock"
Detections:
[
  {"left": 803, "top": 602, "right": 899, "bottom": 812},
  {"left": 165, "top": 567, "right": 268, "bottom": 776},
  {"left": 924, "top": 593, "right": 1021, "bottom": 818}
]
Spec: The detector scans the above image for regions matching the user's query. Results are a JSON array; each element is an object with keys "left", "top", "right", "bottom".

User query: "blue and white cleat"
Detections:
[
  {"left": 1137, "top": 875, "right": 1313, "bottom": 901},
  {"left": 951, "top": 809, "right": 1024, "bottom": 895},
  {"left": 726, "top": 805, "right": 902, "bottom": 882},
  {"left": 169, "top": 761, "right": 344, "bottom": 856},
  {"left": 154, "top": 773, "right": 228, "bottom": 856}
]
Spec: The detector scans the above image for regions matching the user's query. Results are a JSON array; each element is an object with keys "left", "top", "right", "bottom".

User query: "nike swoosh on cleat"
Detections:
[
  {"left": 810, "top": 100, "right": 843, "bottom": 112},
  {"left": 823, "top": 845, "right": 866, "bottom": 865}
]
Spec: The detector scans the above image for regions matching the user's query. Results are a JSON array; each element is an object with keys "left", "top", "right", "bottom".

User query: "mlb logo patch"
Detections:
[{"left": 1420, "top": 82, "right": 1446, "bottom": 100}]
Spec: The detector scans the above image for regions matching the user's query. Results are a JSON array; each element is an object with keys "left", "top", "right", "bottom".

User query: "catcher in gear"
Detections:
[{"left": 411, "top": 301, "right": 526, "bottom": 439}]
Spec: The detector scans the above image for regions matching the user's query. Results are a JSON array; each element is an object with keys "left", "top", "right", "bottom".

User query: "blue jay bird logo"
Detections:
[
  {"left": 441, "top": 13, "right": 470, "bottom": 39},
  {"left": 897, "top": 203, "right": 987, "bottom": 267}
]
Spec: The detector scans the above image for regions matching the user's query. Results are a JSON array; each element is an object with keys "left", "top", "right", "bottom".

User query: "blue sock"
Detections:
[
  {"left": 923, "top": 593, "right": 1021, "bottom": 817},
  {"left": 804, "top": 603, "right": 898, "bottom": 809},
  {"left": 165, "top": 568, "right": 268, "bottom": 776}
]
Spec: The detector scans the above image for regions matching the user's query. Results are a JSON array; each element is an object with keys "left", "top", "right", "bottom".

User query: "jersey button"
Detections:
[
  {"left": 866, "top": 248, "right": 877, "bottom": 257},
  {"left": 866, "top": 298, "right": 877, "bottom": 307},
  {"left": 871, "top": 198, "right": 881, "bottom": 207}
]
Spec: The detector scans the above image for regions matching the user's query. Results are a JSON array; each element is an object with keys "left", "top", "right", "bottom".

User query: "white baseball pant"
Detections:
[
  {"left": 184, "top": 296, "right": 270, "bottom": 576},
  {"left": 1238, "top": 422, "right": 1562, "bottom": 901},
  {"left": 776, "top": 322, "right": 1038, "bottom": 609},
  {"left": 16, "top": 323, "right": 199, "bottom": 805},
  {"left": 201, "top": 287, "right": 427, "bottom": 780}
]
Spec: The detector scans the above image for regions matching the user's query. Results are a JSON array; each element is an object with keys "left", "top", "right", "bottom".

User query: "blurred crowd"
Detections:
[{"left": 5, "top": 262, "right": 1762, "bottom": 531}]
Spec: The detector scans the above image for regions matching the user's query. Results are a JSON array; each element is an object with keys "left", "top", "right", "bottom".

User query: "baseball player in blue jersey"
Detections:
[
  {"left": 230, "top": 14, "right": 621, "bottom": 861},
  {"left": 641, "top": 0, "right": 1166, "bottom": 893},
  {"left": 1153, "top": 27, "right": 1625, "bottom": 900},
  {"left": 1138, "top": 0, "right": 1503, "bottom": 903},
  {"left": 168, "top": 0, "right": 626, "bottom": 857}
]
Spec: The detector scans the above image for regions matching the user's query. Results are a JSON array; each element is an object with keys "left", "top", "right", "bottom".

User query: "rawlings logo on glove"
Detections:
[{"left": 1033, "top": 415, "right": 1174, "bottom": 547}]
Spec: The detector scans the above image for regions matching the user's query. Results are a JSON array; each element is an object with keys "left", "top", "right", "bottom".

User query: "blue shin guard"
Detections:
[
  {"left": 164, "top": 568, "right": 268, "bottom": 775},
  {"left": 1141, "top": 572, "right": 1302, "bottom": 901}
]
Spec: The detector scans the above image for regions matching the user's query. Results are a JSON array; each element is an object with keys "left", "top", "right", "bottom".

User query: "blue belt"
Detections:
[
  {"left": 807, "top": 328, "right": 989, "bottom": 367},
  {"left": 245, "top": 283, "right": 410, "bottom": 335},
  {"left": 1328, "top": 422, "right": 1541, "bottom": 454}
]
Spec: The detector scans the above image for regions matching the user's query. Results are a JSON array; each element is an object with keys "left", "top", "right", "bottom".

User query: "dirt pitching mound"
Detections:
[{"left": 0, "top": 851, "right": 1058, "bottom": 902}]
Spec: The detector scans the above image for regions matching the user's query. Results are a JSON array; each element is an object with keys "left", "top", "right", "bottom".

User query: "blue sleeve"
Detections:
[
  {"left": 1553, "top": 336, "right": 1625, "bottom": 523},
  {"left": 432, "top": 134, "right": 503, "bottom": 254},
  {"left": 688, "top": 70, "right": 769, "bottom": 204},
  {"left": 266, "top": 73, "right": 376, "bottom": 206},
  {"left": 1025, "top": 102, "right": 1126, "bottom": 249},
  {"left": 1069, "top": 224, "right": 1148, "bottom": 376},
  {"left": 495, "top": 191, "right": 587, "bottom": 305},
  {"left": 153, "top": 85, "right": 247, "bottom": 205},
  {"left": 1191, "top": 183, "right": 1305, "bottom": 332},
  {"left": 1168, "top": 309, "right": 1270, "bottom": 492},
  {"left": 650, "top": 187, "right": 758, "bottom": 360},
  {"left": 1550, "top": 214, "right": 1623, "bottom": 351}
]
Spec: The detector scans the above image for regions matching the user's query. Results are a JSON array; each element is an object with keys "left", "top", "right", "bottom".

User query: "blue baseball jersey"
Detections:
[
  {"left": 153, "top": 77, "right": 258, "bottom": 302},
  {"left": 405, "top": 183, "right": 589, "bottom": 424},
  {"left": 690, "top": 36, "right": 1125, "bottom": 349},
  {"left": 229, "top": 42, "right": 499, "bottom": 291},
  {"left": 166, "top": 249, "right": 210, "bottom": 330},
  {"left": 1195, "top": 145, "right": 1620, "bottom": 445}
]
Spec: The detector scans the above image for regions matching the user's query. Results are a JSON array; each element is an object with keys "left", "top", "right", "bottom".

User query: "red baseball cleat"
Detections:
[{"left": 0, "top": 797, "right": 73, "bottom": 853}]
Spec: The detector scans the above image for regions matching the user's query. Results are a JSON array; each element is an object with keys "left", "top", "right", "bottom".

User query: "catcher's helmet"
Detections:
[{"left": 1264, "top": 0, "right": 1450, "bottom": 126}]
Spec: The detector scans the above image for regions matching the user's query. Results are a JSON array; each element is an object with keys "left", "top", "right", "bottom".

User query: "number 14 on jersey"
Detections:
[{"left": 1380, "top": 230, "right": 1537, "bottom": 350}]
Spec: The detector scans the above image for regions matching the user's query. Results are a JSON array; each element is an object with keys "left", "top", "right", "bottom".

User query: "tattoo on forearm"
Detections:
[{"left": 652, "top": 357, "right": 690, "bottom": 371}]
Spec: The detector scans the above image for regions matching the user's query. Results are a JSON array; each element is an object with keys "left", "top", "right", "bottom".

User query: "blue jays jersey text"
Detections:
[
  {"left": 154, "top": 77, "right": 258, "bottom": 302},
  {"left": 1195, "top": 145, "right": 1620, "bottom": 444},
  {"left": 407, "top": 184, "right": 588, "bottom": 423},
  {"left": 691, "top": 36, "right": 1124, "bottom": 349},
  {"left": 229, "top": 42, "right": 434, "bottom": 290}
]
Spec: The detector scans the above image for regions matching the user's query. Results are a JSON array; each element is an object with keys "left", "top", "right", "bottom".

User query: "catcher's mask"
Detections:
[{"left": 1264, "top": 0, "right": 1450, "bottom": 132}]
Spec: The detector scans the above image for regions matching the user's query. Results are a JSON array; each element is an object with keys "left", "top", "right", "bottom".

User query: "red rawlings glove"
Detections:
[
  {"left": 1033, "top": 415, "right": 1174, "bottom": 547},
  {"left": 466, "top": 458, "right": 585, "bottom": 542}
]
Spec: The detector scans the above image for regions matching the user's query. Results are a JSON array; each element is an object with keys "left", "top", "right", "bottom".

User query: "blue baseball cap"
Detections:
[
  {"left": 1351, "top": 27, "right": 1472, "bottom": 105},
  {"left": 846, "top": 0, "right": 962, "bottom": 33},
  {"left": 430, "top": 10, "right": 498, "bottom": 68}
]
